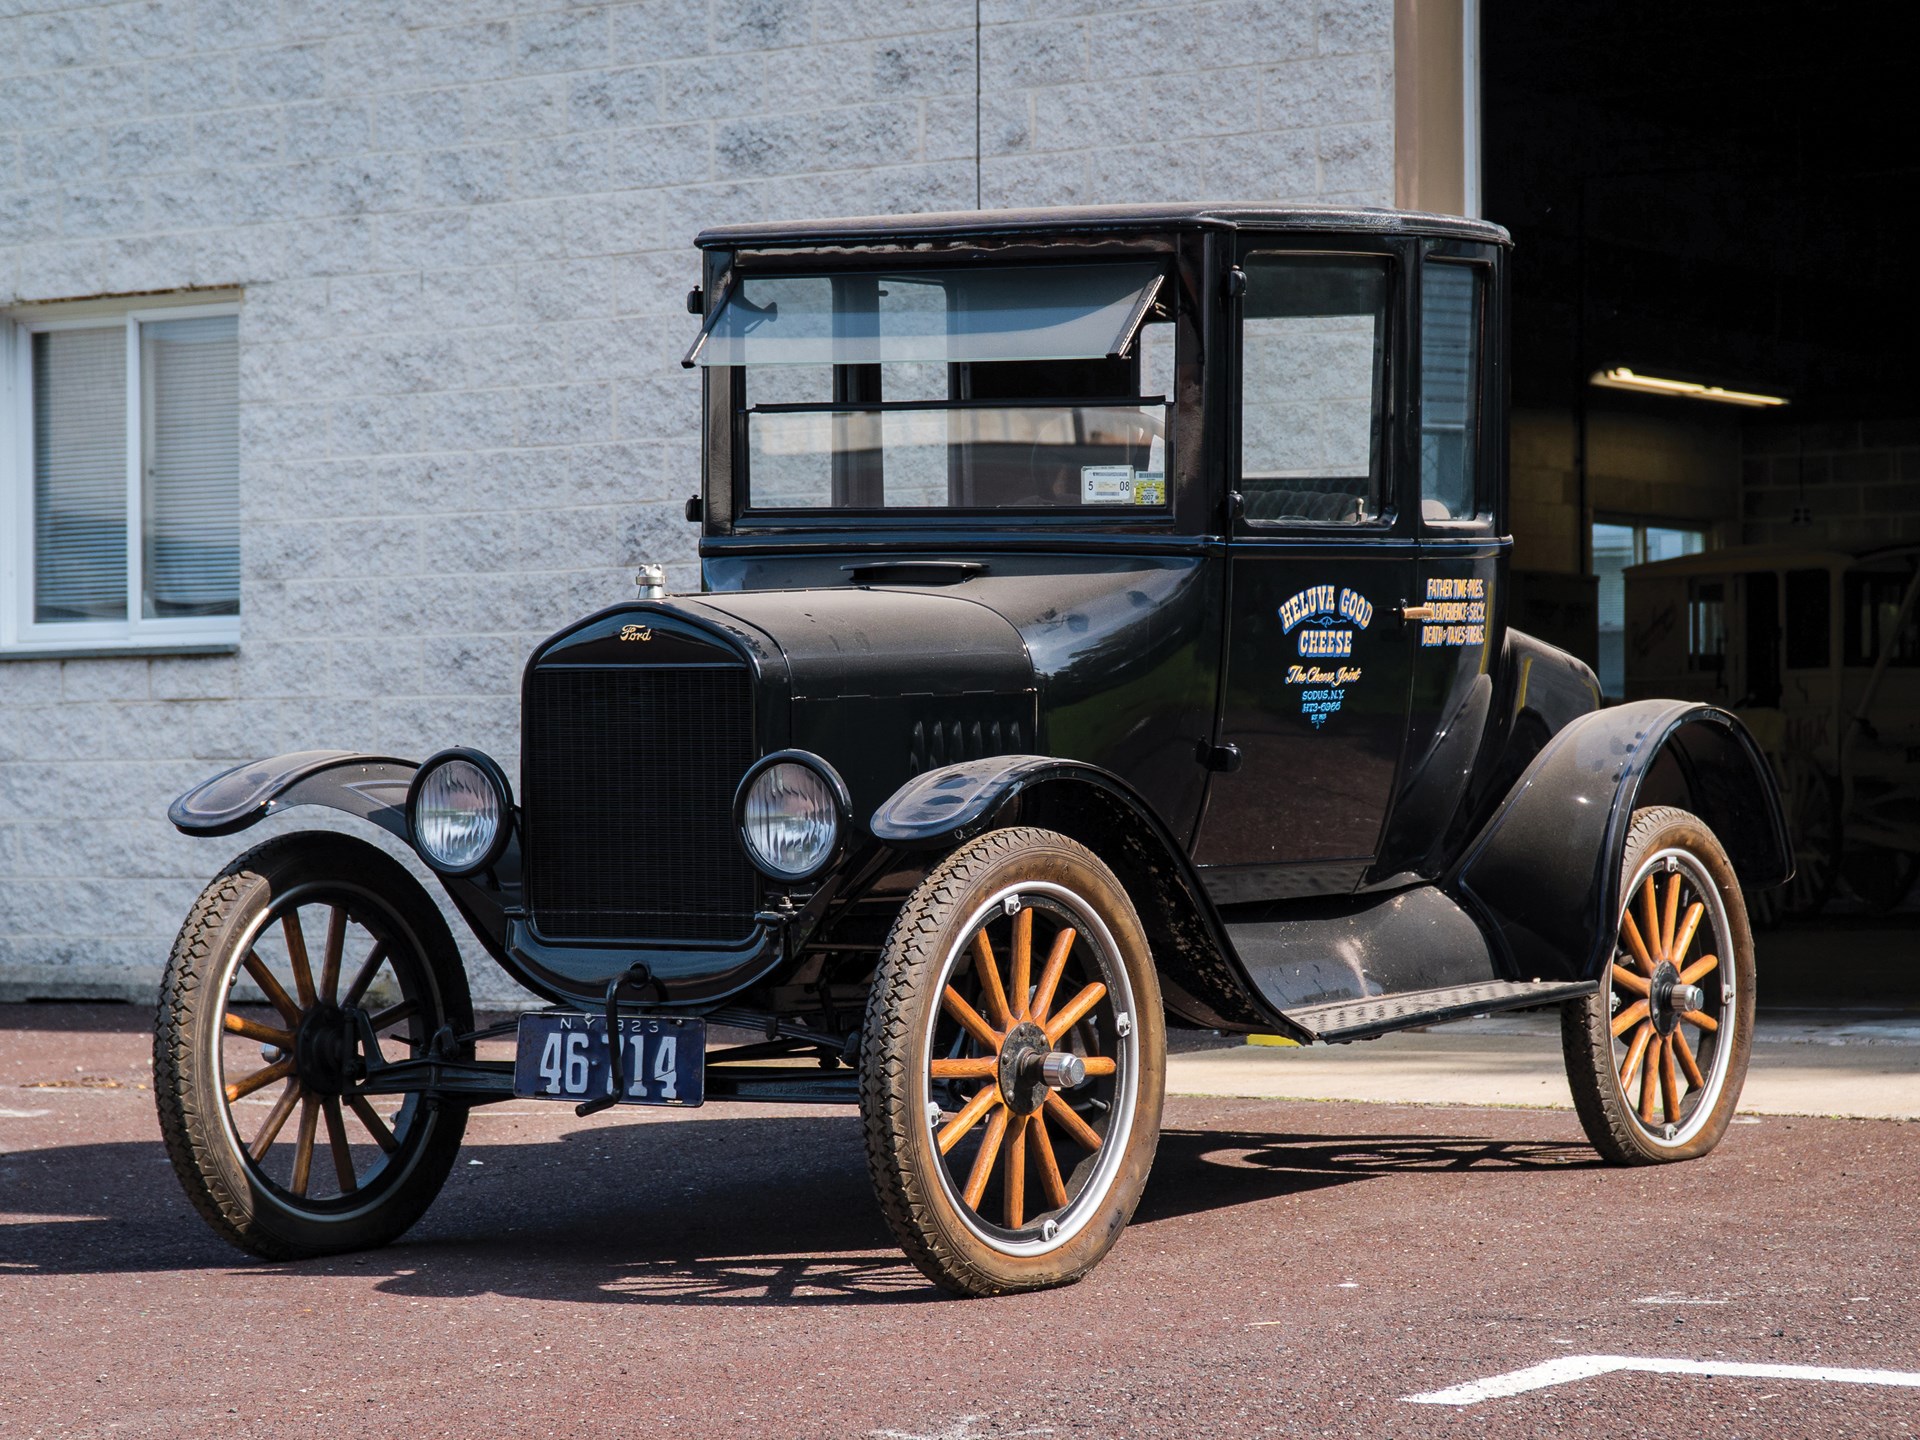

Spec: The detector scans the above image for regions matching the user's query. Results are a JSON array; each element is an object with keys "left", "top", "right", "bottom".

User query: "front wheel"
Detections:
[
  {"left": 154, "top": 833, "right": 473, "bottom": 1259},
  {"left": 1562, "top": 806, "right": 1755, "bottom": 1164},
  {"left": 860, "top": 827, "right": 1165, "bottom": 1296}
]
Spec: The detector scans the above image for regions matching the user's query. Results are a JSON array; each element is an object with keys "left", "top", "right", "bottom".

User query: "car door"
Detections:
[
  {"left": 1191, "top": 238, "right": 1418, "bottom": 903},
  {"left": 1377, "top": 242, "right": 1509, "bottom": 878}
]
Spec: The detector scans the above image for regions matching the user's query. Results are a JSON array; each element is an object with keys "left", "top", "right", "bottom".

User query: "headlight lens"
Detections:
[
  {"left": 740, "top": 760, "right": 841, "bottom": 880},
  {"left": 411, "top": 755, "right": 507, "bottom": 873}
]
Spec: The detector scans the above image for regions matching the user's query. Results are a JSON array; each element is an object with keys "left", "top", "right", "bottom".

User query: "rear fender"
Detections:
[
  {"left": 873, "top": 757, "right": 1306, "bottom": 1038},
  {"left": 1448, "top": 702, "right": 1791, "bottom": 984},
  {"left": 168, "top": 751, "right": 521, "bottom": 974}
]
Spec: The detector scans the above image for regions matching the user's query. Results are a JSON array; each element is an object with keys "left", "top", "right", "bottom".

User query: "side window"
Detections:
[
  {"left": 1689, "top": 579, "right": 1727, "bottom": 674},
  {"left": 1238, "top": 255, "right": 1388, "bottom": 525},
  {"left": 1419, "top": 261, "right": 1484, "bottom": 521}
]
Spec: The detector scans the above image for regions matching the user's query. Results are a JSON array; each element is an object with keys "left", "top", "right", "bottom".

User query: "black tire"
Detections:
[
  {"left": 860, "top": 826, "right": 1165, "bottom": 1296},
  {"left": 1562, "top": 806, "right": 1755, "bottom": 1164},
  {"left": 154, "top": 832, "right": 473, "bottom": 1259}
]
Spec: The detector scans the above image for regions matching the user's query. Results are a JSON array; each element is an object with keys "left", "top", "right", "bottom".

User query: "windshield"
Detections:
[{"left": 697, "top": 263, "right": 1175, "bottom": 513}]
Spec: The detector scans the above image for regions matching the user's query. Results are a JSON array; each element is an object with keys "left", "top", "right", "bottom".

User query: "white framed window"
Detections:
[{"left": 2, "top": 295, "right": 241, "bottom": 657}]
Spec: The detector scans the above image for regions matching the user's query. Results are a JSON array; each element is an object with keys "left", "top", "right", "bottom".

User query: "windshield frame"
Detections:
[{"left": 707, "top": 253, "right": 1188, "bottom": 524}]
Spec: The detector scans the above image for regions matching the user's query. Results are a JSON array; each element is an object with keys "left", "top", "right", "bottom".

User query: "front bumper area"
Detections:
[{"left": 501, "top": 916, "right": 789, "bottom": 1010}]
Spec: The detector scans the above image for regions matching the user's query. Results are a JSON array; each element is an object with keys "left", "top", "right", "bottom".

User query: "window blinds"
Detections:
[
  {"left": 32, "top": 327, "right": 129, "bottom": 624},
  {"left": 141, "top": 315, "right": 239, "bottom": 618}
]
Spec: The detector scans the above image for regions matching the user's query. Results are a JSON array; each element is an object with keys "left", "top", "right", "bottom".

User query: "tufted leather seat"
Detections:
[{"left": 1240, "top": 477, "right": 1368, "bottom": 524}]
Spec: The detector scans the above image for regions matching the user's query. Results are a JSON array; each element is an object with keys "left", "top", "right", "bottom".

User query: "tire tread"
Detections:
[
  {"left": 859, "top": 826, "right": 1163, "bottom": 1297},
  {"left": 152, "top": 833, "right": 470, "bottom": 1260},
  {"left": 1561, "top": 805, "right": 1754, "bottom": 1165}
]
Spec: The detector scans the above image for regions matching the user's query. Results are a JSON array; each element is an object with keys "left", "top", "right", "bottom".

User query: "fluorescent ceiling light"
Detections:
[{"left": 1591, "top": 367, "right": 1788, "bottom": 408}]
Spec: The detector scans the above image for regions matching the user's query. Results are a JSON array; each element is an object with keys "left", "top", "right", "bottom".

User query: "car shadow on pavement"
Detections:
[{"left": 2, "top": 1114, "right": 1599, "bottom": 1306}]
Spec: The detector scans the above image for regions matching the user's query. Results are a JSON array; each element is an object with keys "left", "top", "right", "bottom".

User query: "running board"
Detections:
[{"left": 1282, "top": 979, "right": 1598, "bottom": 1044}]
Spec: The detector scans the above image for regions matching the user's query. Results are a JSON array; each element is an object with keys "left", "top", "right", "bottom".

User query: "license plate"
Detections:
[{"left": 512, "top": 1014, "right": 705, "bottom": 1107}]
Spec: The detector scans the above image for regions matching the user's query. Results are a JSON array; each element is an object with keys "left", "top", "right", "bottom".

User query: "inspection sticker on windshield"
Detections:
[
  {"left": 1082, "top": 466, "right": 1164, "bottom": 505},
  {"left": 1081, "top": 465, "right": 1135, "bottom": 503}
]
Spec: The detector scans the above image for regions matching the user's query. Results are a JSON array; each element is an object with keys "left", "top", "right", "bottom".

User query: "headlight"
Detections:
[
  {"left": 407, "top": 750, "right": 512, "bottom": 875},
  {"left": 734, "top": 751, "right": 848, "bottom": 882}
]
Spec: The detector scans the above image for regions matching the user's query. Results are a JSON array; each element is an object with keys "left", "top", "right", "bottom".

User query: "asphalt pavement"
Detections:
[{"left": 2, "top": 1003, "right": 1917, "bottom": 1439}]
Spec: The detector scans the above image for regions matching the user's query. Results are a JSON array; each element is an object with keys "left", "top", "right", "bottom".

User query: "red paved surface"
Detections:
[{"left": 2, "top": 1005, "right": 1916, "bottom": 1438}]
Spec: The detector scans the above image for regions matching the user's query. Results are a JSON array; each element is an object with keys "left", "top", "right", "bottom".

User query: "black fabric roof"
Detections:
[{"left": 695, "top": 202, "right": 1509, "bottom": 250}]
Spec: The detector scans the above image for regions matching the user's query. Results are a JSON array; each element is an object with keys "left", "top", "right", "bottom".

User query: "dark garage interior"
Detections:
[{"left": 1482, "top": 1, "right": 1920, "bottom": 999}]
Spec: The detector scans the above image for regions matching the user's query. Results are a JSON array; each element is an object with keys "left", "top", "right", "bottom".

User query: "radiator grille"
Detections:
[{"left": 524, "top": 665, "right": 758, "bottom": 943}]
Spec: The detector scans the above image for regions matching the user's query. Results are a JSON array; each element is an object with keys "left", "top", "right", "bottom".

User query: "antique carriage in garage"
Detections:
[
  {"left": 1624, "top": 541, "right": 1920, "bottom": 915},
  {"left": 155, "top": 204, "right": 1790, "bottom": 1296}
]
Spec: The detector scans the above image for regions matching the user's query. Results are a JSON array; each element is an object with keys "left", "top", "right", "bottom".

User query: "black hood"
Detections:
[{"left": 685, "top": 586, "right": 1033, "bottom": 700}]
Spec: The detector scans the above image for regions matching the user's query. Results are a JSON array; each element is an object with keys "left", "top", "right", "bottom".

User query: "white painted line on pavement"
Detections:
[{"left": 1404, "top": 1355, "right": 1920, "bottom": 1405}]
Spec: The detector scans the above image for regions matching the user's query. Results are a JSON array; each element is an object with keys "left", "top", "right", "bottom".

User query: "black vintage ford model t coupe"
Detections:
[{"left": 157, "top": 205, "right": 1791, "bottom": 1295}]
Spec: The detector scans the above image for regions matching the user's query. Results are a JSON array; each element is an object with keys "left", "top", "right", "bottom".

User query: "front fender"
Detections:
[
  {"left": 169, "top": 750, "right": 418, "bottom": 839},
  {"left": 1449, "top": 701, "right": 1792, "bottom": 985},
  {"left": 169, "top": 750, "right": 524, "bottom": 981},
  {"left": 873, "top": 757, "right": 1309, "bottom": 1039}
]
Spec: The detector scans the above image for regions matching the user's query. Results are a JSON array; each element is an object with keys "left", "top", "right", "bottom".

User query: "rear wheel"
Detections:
[
  {"left": 860, "top": 827, "right": 1165, "bottom": 1296},
  {"left": 1562, "top": 806, "right": 1755, "bottom": 1164},
  {"left": 154, "top": 833, "right": 472, "bottom": 1259}
]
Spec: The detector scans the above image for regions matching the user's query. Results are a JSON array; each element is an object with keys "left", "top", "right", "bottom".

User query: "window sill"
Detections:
[{"left": 0, "top": 636, "right": 239, "bottom": 662}]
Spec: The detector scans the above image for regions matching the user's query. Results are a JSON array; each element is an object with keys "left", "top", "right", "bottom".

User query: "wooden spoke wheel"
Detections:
[
  {"left": 1753, "top": 753, "right": 1838, "bottom": 924},
  {"left": 861, "top": 827, "right": 1165, "bottom": 1296},
  {"left": 1562, "top": 807, "right": 1755, "bottom": 1164},
  {"left": 154, "top": 833, "right": 473, "bottom": 1259}
]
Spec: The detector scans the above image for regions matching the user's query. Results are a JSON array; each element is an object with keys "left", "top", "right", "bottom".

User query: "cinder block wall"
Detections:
[
  {"left": 0, "top": 0, "right": 1393, "bottom": 1002},
  {"left": 1508, "top": 406, "right": 1743, "bottom": 575},
  {"left": 1741, "top": 421, "right": 1920, "bottom": 549}
]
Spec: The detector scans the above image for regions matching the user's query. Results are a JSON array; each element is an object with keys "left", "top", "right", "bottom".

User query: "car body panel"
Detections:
[{"left": 164, "top": 203, "right": 1790, "bottom": 1042}]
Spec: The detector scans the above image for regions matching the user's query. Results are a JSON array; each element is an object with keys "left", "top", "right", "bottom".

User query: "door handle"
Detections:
[
  {"left": 1195, "top": 739, "right": 1242, "bottom": 773},
  {"left": 1397, "top": 602, "right": 1436, "bottom": 623}
]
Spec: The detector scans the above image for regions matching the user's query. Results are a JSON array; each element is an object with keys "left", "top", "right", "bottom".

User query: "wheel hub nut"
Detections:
[
  {"left": 1041, "top": 1052, "right": 1086, "bottom": 1090},
  {"left": 996, "top": 1021, "right": 1061, "bottom": 1115},
  {"left": 1648, "top": 961, "right": 1697, "bottom": 1036}
]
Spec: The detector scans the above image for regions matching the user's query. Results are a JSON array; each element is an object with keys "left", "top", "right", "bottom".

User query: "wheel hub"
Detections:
[
  {"left": 993, "top": 1023, "right": 1088, "bottom": 1117},
  {"left": 293, "top": 1003, "right": 358, "bottom": 1096},
  {"left": 1648, "top": 961, "right": 1704, "bottom": 1037},
  {"left": 997, "top": 1021, "right": 1052, "bottom": 1114}
]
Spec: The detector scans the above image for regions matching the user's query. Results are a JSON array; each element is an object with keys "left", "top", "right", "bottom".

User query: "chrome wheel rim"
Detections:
[
  {"left": 918, "top": 881, "right": 1139, "bottom": 1256},
  {"left": 1608, "top": 848, "right": 1736, "bottom": 1148}
]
